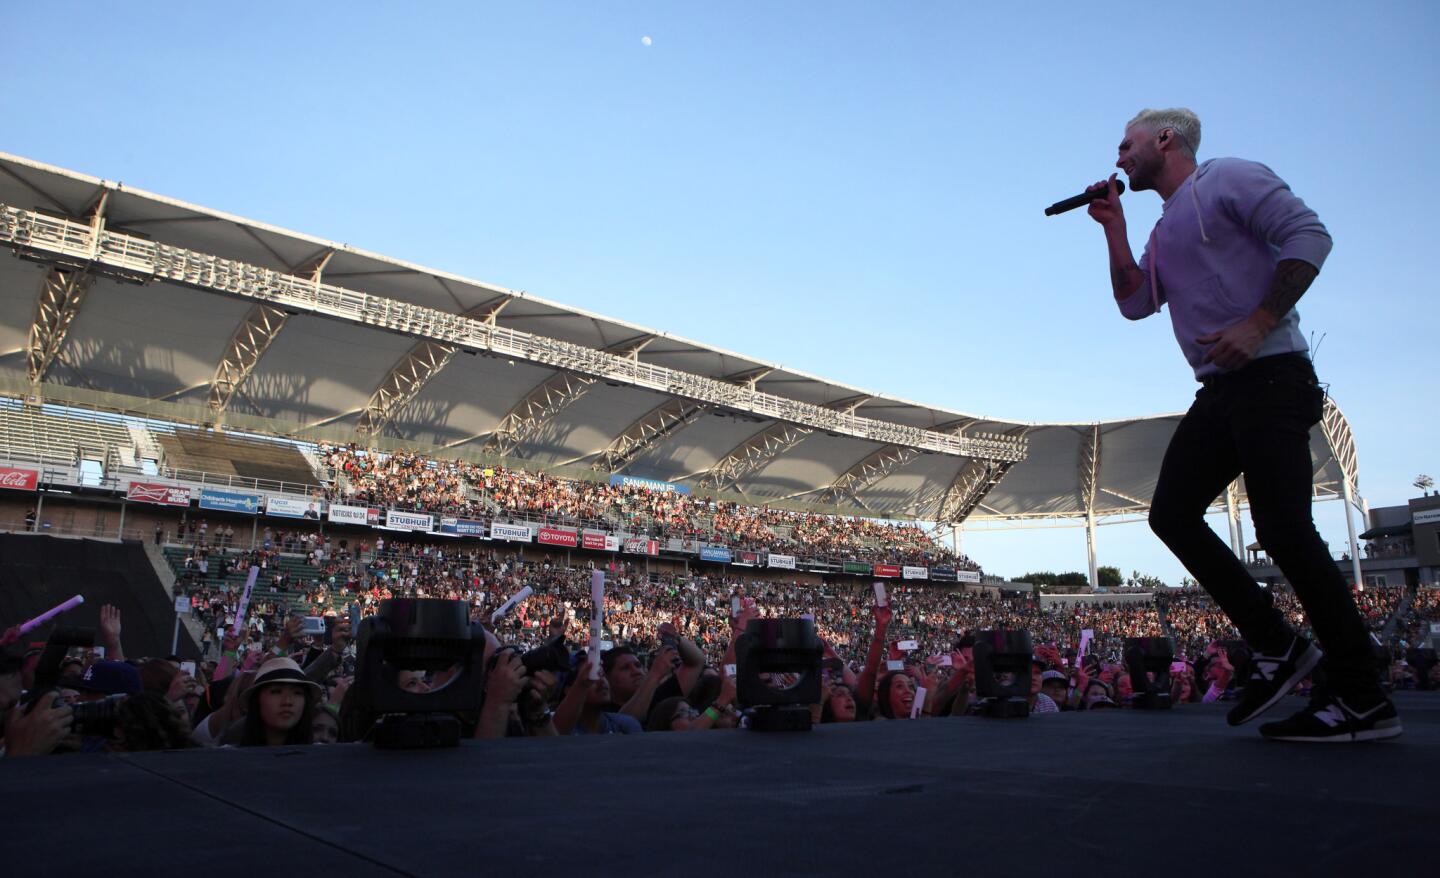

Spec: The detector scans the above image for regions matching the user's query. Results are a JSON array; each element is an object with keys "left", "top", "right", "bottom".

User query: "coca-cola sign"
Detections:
[
  {"left": 0, "top": 467, "right": 39, "bottom": 491},
  {"left": 127, "top": 481, "right": 192, "bottom": 506}
]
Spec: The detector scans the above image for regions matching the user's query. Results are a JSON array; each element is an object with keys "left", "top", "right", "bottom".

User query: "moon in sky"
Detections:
[{"left": 641, "top": 35, "right": 653, "bottom": 46}]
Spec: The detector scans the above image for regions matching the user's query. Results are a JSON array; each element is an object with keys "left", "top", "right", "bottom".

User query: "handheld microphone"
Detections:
[{"left": 1044, "top": 178, "right": 1125, "bottom": 216}]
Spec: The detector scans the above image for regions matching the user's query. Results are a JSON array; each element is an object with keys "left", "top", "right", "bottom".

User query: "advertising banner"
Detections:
[
  {"left": 930, "top": 566, "right": 958, "bottom": 582},
  {"left": 328, "top": 504, "right": 380, "bottom": 526},
  {"left": 624, "top": 538, "right": 659, "bottom": 556},
  {"left": 583, "top": 532, "right": 620, "bottom": 551},
  {"left": 607, "top": 474, "right": 691, "bottom": 495},
  {"left": 766, "top": 553, "right": 796, "bottom": 570},
  {"left": 491, "top": 522, "right": 532, "bottom": 542},
  {"left": 385, "top": 509, "right": 434, "bottom": 532},
  {"left": 198, "top": 488, "right": 262, "bottom": 515},
  {"left": 440, "top": 517, "right": 488, "bottom": 537},
  {"left": 0, "top": 466, "right": 39, "bottom": 492},
  {"left": 1414, "top": 508, "right": 1440, "bottom": 526},
  {"left": 127, "top": 482, "right": 191, "bottom": 507},
  {"left": 267, "top": 496, "right": 322, "bottom": 519},
  {"left": 734, "top": 551, "right": 759, "bottom": 567},
  {"left": 700, "top": 545, "right": 732, "bottom": 564},
  {"left": 538, "top": 526, "right": 579, "bottom": 547},
  {"left": 902, "top": 566, "right": 929, "bottom": 580},
  {"left": 842, "top": 561, "right": 872, "bottom": 575},
  {"left": 873, "top": 564, "right": 901, "bottom": 578},
  {"left": 956, "top": 569, "right": 982, "bottom": 584}
]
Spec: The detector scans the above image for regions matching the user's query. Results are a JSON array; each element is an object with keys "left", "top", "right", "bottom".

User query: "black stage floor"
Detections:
[{"left": 6, "top": 693, "right": 1435, "bottom": 876}]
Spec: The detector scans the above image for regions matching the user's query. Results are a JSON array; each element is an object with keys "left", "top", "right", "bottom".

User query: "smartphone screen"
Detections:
[{"left": 179, "top": 660, "right": 197, "bottom": 676}]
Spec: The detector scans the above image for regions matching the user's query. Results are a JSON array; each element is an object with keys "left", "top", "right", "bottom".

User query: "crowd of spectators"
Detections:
[
  {"left": 317, "top": 443, "right": 980, "bottom": 570},
  {"left": 7, "top": 513, "right": 1437, "bottom": 756}
]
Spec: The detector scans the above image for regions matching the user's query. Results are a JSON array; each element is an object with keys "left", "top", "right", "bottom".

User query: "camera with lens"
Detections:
[
  {"left": 520, "top": 633, "right": 571, "bottom": 676},
  {"left": 21, "top": 626, "right": 126, "bottom": 737},
  {"left": 53, "top": 693, "right": 125, "bottom": 736},
  {"left": 487, "top": 633, "right": 571, "bottom": 678}
]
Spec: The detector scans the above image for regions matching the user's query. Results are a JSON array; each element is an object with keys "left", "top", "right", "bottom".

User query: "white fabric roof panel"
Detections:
[
  {"left": 731, "top": 432, "right": 883, "bottom": 502},
  {"left": 383, "top": 354, "right": 557, "bottom": 449},
  {"left": 626, "top": 413, "right": 764, "bottom": 482},
  {"left": 0, "top": 258, "right": 48, "bottom": 368},
  {"left": 871, "top": 452, "right": 977, "bottom": 519},
  {"left": 0, "top": 152, "right": 1361, "bottom": 522},
  {"left": 53, "top": 278, "right": 252, "bottom": 401},
  {"left": 502, "top": 384, "right": 683, "bottom": 469},
  {"left": 232, "top": 315, "right": 417, "bottom": 425}
]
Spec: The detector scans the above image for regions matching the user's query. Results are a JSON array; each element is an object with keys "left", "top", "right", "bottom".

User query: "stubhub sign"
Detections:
[
  {"left": 491, "top": 522, "right": 532, "bottom": 542},
  {"left": 385, "top": 510, "right": 434, "bottom": 532}
]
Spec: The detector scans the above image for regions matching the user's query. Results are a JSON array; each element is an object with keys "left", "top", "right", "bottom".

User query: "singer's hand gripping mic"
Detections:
[{"left": 1045, "top": 179, "right": 1126, "bottom": 216}]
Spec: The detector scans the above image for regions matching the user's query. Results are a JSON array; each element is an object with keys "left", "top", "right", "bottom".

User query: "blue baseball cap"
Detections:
[{"left": 69, "top": 660, "right": 142, "bottom": 696}]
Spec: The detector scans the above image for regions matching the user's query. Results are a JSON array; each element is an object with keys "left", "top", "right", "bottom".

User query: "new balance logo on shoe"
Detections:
[
  {"left": 1253, "top": 659, "right": 1279, "bottom": 682},
  {"left": 1314, "top": 704, "right": 1346, "bottom": 728}
]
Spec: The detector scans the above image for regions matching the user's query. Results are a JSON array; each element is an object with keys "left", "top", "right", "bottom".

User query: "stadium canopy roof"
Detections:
[{"left": 0, "top": 152, "right": 1361, "bottom": 523}]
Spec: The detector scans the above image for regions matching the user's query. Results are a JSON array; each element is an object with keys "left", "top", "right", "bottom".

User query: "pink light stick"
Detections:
[{"left": 18, "top": 595, "right": 84, "bottom": 634}]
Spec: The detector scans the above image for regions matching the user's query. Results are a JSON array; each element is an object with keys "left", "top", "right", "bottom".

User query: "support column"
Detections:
[
  {"left": 1085, "top": 511, "right": 1098, "bottom": 590},
  {"left": 35, "top": 491, "right": 45, "bottom": 532},
  {"left": 117, "top": 499, "right": 127, "bottom": 540},
  {"left": 1341, "top": 477, "right": 1364, "bottom": 589},
  {"left": 1225, "top": 481, "right": 1243, "bottom": 559}
]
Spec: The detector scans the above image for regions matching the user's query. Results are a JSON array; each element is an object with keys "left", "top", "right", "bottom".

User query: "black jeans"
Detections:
[{"left": 1149, "top": 353, "right": 1379, "bottom": 696}]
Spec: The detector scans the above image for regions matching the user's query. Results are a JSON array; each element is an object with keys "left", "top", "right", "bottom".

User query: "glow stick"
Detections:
[
  {"left": 17, "top": 594, "right": 83, "bottom": 634},
  {"left": 911, "top": 686, "right": 927, "bottom": 719},
  {"left": 232, "top": 567, "right": 260, "bottom": 631},
  {"left": 873, "top": 582, "right": 888, "bottom": 607},
  {"left": 489, "top": 585, "right": 533, "bottom": 625},
  {"left": 589, "top": 570, "right": 604, "bottom": 679}
]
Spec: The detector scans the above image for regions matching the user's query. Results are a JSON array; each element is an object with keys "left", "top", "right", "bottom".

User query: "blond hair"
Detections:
[{"left": 1127, "top": 108, "right": 1201, "bottom": 158}]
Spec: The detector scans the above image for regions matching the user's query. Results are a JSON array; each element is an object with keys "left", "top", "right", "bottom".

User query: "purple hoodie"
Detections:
[{"left": 1117, "top": 157, "right": 1332, "bottom": 379}]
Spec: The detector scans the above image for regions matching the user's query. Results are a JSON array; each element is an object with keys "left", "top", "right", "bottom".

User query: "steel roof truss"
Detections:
[
  {"left": 207, "top": 303, "right": 289, "bottom": 413},
  {"left": 355, "top": 339, "right": 459, "bottom": 437},
  {"left": 483, "top": 334, "right": 654, "bottom": 457},
  {"left": 0, "top": 204, "right": 1027, "bottom": 462},
  {"left": 25, "top": 192, "right": 108, "bottom": 384}
]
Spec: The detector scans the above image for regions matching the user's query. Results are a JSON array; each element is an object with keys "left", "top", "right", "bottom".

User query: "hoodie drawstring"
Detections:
[{"left": 1190, "top": 169, "right": 1211, "bottom": 244}]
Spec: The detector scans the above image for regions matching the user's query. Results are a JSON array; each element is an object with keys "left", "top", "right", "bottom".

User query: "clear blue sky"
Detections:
[{"left": 3, "top": 2, "right": 1435, "bottom": 583}]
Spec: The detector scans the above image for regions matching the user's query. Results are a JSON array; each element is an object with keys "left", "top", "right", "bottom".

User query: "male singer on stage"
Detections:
[{"left": 1086, "top": 108, "right": 1399, "bottom": 741}]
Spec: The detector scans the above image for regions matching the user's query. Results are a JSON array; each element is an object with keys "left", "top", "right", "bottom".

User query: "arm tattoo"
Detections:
[
  {"left": 1258, "top": 258, "right": 1319, "bottom": 321},
  {"left": 1111, "top": 260, "right": 1142, "bottom": 299}
]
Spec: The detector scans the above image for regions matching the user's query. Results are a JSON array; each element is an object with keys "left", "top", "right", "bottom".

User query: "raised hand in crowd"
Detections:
[
  {"left": 98, "top": 603, "right": 125, "bottom": 662},
  {"left": 476, "top": 650, "right": 528, "bottom": 739}
]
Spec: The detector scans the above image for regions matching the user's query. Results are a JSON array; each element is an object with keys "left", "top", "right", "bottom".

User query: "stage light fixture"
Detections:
[
  {"left": 972, "top": 629, "right": 1034, "bottom": 718},
  {"left": 734, "top": 617, "right": 822, "bottom": 732},
  {"left": 1123, "top": 636, "right": 1175, "bottom": 709},
  {"left": 351, "top": 598, "right": 489, "bottom": 748}
]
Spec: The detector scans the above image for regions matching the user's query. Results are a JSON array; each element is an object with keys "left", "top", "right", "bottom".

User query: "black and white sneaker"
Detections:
[
  {"left": 1258, "top": 692, "right": 1402, "bottom": 742},
  {"left": 1225, "top": 634, "right": 1322, "bottom": 726}
]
